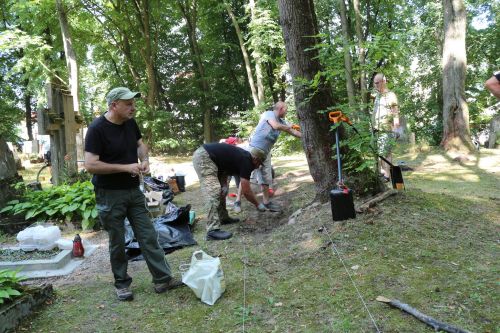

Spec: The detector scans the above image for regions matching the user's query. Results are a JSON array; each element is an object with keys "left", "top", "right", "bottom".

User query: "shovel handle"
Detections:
[
  {"left": 329, "top": 111, "right": 342, "bottom": 123},
  {"left": 328, "top": 111, "right": 353, "bottom": 125}
]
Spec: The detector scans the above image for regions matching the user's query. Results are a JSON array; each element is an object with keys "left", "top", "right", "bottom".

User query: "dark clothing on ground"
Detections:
[
  {"left": 85, "top": 115, "right": 141, "bottom": 190},
  {"left": 202, "top": 143, "right": 254, "bottom": 180}
]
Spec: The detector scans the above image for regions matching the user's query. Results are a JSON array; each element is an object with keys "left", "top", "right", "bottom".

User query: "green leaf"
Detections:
[
  {"left": 6, "top": 288, "right": 21, "bottom": 296},
  {"left": 25, "top": 209, "right": 37, "bottom": 220},
  {"left": 0, "top": 206, "right": 13, "bottom": 213},
  {"left": 45, "top": 209, "right": 57, "bottom": 216},
  {"left": 82, "top": 218, "right": 90, "bottom": 230},
  {"left": 68, "top": 203, "right": 79, "bottom": 212}
]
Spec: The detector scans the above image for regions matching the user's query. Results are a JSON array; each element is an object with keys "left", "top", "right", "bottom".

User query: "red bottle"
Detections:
[{"left": 72, "top": 234, "right": 85, "bottom": 258}]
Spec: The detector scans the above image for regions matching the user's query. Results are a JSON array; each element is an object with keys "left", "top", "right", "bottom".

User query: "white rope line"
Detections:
[
  {"left": 242, "top": 236, "right": 247, "bottom": 332},
  {"left": 322, "top": 224, "right": 381, "bottom": 333}
]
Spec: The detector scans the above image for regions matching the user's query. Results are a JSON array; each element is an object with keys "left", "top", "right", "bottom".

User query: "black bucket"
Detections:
[
  {"left": 390, "top": 166, "right": 404, "bottom": 190},
  {"left": 330, "top": 188, "right": 356, "bottom": 221},
  {"left": 175, "top": 175, "right": 186, "bottom": 192}
]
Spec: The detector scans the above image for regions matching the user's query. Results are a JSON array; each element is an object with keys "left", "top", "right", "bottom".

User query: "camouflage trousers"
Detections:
[{"left": 192, "top": 146, "right": 230, "bottom": 231}]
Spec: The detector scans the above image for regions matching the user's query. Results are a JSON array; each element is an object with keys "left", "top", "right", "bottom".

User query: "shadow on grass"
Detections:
[{"left": 15, "top": 151, "right": 499, "bottom": 332}]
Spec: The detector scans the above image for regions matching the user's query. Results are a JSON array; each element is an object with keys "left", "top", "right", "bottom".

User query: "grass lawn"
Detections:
[{"left": 8, "top": 147, "right": 500, "bottom": 332}]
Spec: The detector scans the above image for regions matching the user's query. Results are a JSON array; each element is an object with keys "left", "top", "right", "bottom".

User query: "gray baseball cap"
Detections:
[{"left": 106, "top": 87, "right": 141, "bottom": 105}]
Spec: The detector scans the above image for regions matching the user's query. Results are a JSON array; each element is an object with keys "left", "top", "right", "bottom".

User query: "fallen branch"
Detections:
[
  {"left": 357, "top": 189, "right": 398, "bottom": 212},
  {"left": 376, "top": 296, "right": 472, "bottom": 333}
]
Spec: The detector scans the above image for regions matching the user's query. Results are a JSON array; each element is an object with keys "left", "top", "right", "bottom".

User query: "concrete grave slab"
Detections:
[{"left": 0, "top": 245, "right": 97, "bottom": 279}]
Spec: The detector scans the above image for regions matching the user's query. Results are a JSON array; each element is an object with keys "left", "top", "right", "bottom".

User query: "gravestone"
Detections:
[
  {"left": 0, "top": 137, "right": 21, "bottom": 209},
  {"left": 37, "top": 83, "right": 83, "bottom": 185}
]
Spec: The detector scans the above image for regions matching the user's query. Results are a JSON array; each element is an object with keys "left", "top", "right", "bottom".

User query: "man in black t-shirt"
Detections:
[
  {"left": 192, "top": 143, "right": 267, "bottom": 241},
  {"left": 84, "top": 87, "right": 183, "bottom": 301}
]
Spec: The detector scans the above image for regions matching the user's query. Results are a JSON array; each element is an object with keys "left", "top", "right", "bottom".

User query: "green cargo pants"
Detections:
[
  {"left": 95, "top": 187, "right": 172, "bottom": 289},
  {"left": 192, "top": 146, "right": 230, "bottom": 232}
]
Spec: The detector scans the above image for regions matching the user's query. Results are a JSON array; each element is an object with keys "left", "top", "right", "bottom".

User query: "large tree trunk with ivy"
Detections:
[
  {"left": 441, "top": 0, "right": 472, "bottom": 151},
  {"left": 277, "top": 0, "right": 340, "bottom": 202}
]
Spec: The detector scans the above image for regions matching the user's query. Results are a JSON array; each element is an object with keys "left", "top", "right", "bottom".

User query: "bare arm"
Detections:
[
  {"left": 240, "top": 178, "right": 260, "bottom": 207},
  {"left": 84, "top": 151, "right": 142, "bottom": 175},
  {"left": 391, "top": 104, "right": 400, "bottom": 130},
  {"left": 485, "top": 75, "right": 500, "bottom": 99},
  {"left": 137, "top": 139, "right": 150, "bottom": 173},
  {"left": 267, "top": 119, "right": 302, "bottom": 138}
]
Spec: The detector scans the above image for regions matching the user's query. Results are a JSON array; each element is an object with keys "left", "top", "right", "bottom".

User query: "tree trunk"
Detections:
[
  {"left": 21, "top": 73, "right": 33, "bottom": 141},
  {"left": 265, "top": 61, "right": 279, "bottom": 103},
  {"left": 56, "top": 0, "right": 79, "bottom": 113},
  {"left": 278, "top": 0, "right": 339, "bottom": 202},
  {"left": 353, "top": 0, "right": 368, "bottom": 114},
  {"left": 178, "top": 0, "right": 213, "bottom": 142},
  {"left": 441, "top": 0, "right": 472, "bottom": 151},
  {"left": 338, "top": 0, "right": 356, "bottom": 108},
  {"left": 24, "top": 88, "right": 33, "bottom": 141},
  {"left": 248, "top": 0, "right": 265, "bottom": 103},
  {"left": 225, "top": 2, "right": 259, "bottom": 106},
  {"left": 131, "top": 0, "right": 157, "bottom": 110}
]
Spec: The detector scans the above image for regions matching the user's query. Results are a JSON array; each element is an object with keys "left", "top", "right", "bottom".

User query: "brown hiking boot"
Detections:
[{"left": 154, "top": 277, "right": 184, "bottom": 293}]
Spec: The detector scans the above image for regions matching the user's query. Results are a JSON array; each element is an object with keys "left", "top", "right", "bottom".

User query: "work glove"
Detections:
[{"left": 257, "top": 203, "right": 267, "bottom": 212}]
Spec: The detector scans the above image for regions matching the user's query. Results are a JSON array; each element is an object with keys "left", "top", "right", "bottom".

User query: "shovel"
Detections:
[{"left": 328, "top": 111, "right": 405, "bottom": 190}]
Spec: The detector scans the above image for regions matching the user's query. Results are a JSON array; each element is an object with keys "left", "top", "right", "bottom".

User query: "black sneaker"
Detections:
[
  {"left": 264, "top": 201, "right": 282, "bottom": 212},
  {"left": 221, "top": 216, "right": 240, "bottom": 225},
  {"left": 116, "top": 287, "right": 133, "bottom": 301},
  {"left": 206, "top": 229, "right": 233, "bottom": 241}
]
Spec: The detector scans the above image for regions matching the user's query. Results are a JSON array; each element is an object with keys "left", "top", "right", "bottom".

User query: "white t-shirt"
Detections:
[{"left": 373, "top": 91, "right": 398, "bottom": 132}]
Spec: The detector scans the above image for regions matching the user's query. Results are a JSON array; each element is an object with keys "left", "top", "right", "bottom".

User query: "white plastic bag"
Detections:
[
  {"left": 181, "top": 250, "right": 225, "bottom": 305},
  {"left": 17, "top": 225, "right": 61, "bottom": 251}
]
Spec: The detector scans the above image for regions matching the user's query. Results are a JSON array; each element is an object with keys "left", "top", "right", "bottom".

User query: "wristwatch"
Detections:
[{"left": 494, "top": 71, "right": 500, "bottom": 82}]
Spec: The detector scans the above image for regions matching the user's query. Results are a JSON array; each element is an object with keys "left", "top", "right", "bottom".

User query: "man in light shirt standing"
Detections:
[{"left": 372, "top": 73, "right": 401, "bottom": 181}]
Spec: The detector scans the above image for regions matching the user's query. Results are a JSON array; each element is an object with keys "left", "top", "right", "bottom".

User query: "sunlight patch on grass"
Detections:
[{"left": 298, "top": 237, "right": 322, "bottom": 251}]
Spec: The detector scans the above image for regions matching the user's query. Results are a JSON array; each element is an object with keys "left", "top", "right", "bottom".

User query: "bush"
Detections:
[{"left": 0, "top": 181, "right": 98, "bottom": 230}]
